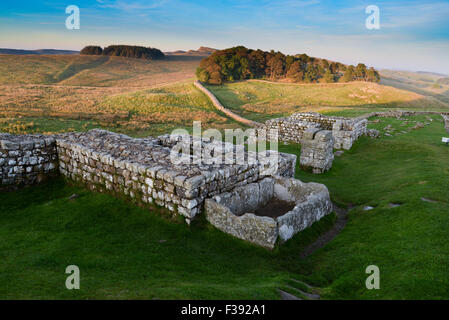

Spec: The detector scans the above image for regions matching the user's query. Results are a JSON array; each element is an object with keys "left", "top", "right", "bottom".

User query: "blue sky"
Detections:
[{"left": 1, "top": 0, "right": 448, "bottom": 73}]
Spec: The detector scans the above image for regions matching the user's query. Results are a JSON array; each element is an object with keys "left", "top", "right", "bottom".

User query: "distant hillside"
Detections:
[
  {"left": 416, "top": 71, "right": 448, "bottom": 77},
  {"left": 0, "top": 48, "right": 79, "bottom": 55},
  {"left": 165, "top": 46, "right": 218, "bottom": 56},
  {"left": 197, "top": 46, "right": 380, "bottom": 85},
  {"left": 380, "top": 69, "right": 449, "bottom": 107},
  {"left": 437, "top": 78, "right": 449, "bottom": 85}
]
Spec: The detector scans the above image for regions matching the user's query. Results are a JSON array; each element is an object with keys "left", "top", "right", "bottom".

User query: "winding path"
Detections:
[{"left": 194, "top": 81, "right": 263, "bottom": 127}]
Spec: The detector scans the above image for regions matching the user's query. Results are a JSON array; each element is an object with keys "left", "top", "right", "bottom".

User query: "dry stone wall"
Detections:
[
  {"left": 262, "top": 112, "right": 367, "bottom": 150},
  {"left": 299, "top": 129, "right": 334, "bottom": 173},
  {"left": 55, "top": 129, "right": 296, "bottom": 220},
  {"left": 0, "top": 133, "right": 58, "bottom": 191}
]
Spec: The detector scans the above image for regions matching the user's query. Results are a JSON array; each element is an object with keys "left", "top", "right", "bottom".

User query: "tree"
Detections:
[
  {"left": 266, "top": 54, "right": 285, "bottom": 80},
  {"left": 286, "top": 61, "right": 304, "bottom": 82},
  {"left": 355, "top": 63, "right": 367, "bottom": 80},
  {"left": 80, "top": 46, "right": 103, "bottom": 55},
  {"left": 304, "top": 64, "right": 319, "bottom": 83},
  {"left": 195, "top": 46, "right": 379, "bottom": 85},
  {"left": 321, "top": 70, "right": 335, "bottom": 83},
  {"left": 195, "top": 68, "right": 210, "bottom": 82},
  {"left": 366, "top": 67, "right": 380, "bottom": 82},
  {"left": 341, "top": 65, "right": 355, "bottom": 82}
]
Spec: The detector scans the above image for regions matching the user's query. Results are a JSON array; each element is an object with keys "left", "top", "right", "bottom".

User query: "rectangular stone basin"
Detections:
[{"left": 204, "top": 177, "right": 332, "bottom": 249}]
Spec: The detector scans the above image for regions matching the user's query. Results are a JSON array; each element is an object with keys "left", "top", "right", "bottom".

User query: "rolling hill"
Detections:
[
  {"left": 0, "top": 54, "right": 447, "bottom": 136},
  {"left": 0, "top": 48, "right": 79, "bottom": 55}
]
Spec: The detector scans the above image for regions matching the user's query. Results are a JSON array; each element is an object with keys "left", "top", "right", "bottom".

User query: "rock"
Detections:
[
  {"left": 421, "top": 197, "right": 438, "bottom": 203},
  {"left": 363, "top": 206, "right": 374, "bottom": 211},
  {"left": 68, "top": 193, "right": 79, "bottom": 200},
  {"left": 334, "top": 151, "right": 344, "bottom": 157},
  {"left": 366, "top": 129, "right": 380, "bottom": 138},
  {"left": 300, "top": 129, "right": 334, "bottom": 173}
]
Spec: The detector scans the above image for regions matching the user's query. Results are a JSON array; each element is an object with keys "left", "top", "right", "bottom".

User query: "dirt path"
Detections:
[
  {"left": 194, "top": 81, "right": 263, "bottom": 127},
  {"left": 300, "top": 202, "right": 351, "bottom": 258}
]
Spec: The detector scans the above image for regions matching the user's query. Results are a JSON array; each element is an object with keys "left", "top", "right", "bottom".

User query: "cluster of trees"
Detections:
[
  {"left": 80, "top": 45, "right": 165, "bottom": 60},
  {"left": 196, "top": 46, "right": 380, "bottom": 85}
]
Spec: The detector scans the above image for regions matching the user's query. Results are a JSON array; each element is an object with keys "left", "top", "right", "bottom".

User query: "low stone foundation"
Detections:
[
  {"left": 0, "top": 133, "right": 58, "bottom": 191},
  {"left": 263, "top": 112, "right": 367, "bottom": 150},
  {"left": 300, "top": 129, "right": 334, "bottom": 173},
  {"left": 55, "top": 129, "right": 296, "bottom": 220},
  {"left": 204, "top": 176, "right": 332, "bottom": 248}
]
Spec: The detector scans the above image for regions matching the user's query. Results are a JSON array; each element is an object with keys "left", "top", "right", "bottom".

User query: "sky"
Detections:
[{"left": 0, "top": 0, "right": 448, "bottom": 74}]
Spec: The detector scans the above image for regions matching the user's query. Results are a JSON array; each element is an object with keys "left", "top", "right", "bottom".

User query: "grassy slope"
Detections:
[
  {"left": 206, "top": 81, "right": 449, "bottom": 122},
  {"left": 1, "top": 115, "right": 448, "bottom": 299},
  {"left": 380, "top": 69, "right": 449, "bottom": 106},
  {"left": 0, "top": 55, "right": 241, "bottom": 136},
  {"left": 280, "top": 114, "right": 449, "bottom": 299}
]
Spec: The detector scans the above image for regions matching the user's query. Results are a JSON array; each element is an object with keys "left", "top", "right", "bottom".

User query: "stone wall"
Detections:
[
  {"left": 299, "top": 129, "right": 334, "bottom": 173},
  {"left": 0, "top": 133, "right": 58, "bottom": 191},
  {"left": 263, "top": 117, "right": 320, "bottom": 144},
  {"left": 55, "top": 129, "right": 296, "bottom": 220},
  {"left": 262, "top": 112, "right": 367, "bottom": 150}
]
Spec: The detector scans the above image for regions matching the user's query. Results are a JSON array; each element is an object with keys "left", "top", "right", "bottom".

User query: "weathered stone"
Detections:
[
  {"left": 300, "top": 129, "right": 334, "bottom": 174},
  {"left": 205, "top": 177, "right": 332, "bottom": 248}
]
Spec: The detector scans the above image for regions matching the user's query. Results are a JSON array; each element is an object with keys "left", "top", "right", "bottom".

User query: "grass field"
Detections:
[
  {"left": 0, "top": 55, "right": 243, "bottom": 137},
  {"left": 2, "top": 54, "right": 448, "bottom": 137},
  {"left": 1, "top": 114, "right": 448, "bottom": 299},
  {"left": 206, "top": 80, "right": 449, "bottom": 122}
]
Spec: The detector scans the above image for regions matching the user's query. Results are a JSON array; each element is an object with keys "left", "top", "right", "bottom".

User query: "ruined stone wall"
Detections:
[
  {"left": 0, "top": 134, "right": 58, "bottom": 191},
  {"left": 263, "top": 118, "right": 320, "bottom": 144},
  {"left": 262, "top": 112, "right": 367, "bottom": 150},
  {"left": 299, "top": 129, "right": 334, "bottom": 174},
  {"left": 55, "top": 129, "right": 296, "bottom": 220},
  {"left": 331, "top": 117, "right": 368, "bottom": 150}
]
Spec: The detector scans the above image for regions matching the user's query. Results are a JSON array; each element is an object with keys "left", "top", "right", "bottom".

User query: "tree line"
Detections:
[
  {"left": 80, "top": 45, "right": 165, "bottom": 60},
  {"left": 196, "top": 46, "right": 380, "bottom": 85}
]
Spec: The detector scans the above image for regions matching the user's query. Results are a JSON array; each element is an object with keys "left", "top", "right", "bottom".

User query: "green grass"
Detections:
[
  {"left": 0, "top": 81, "right": 241, "bottom": 137},
  {"left": 205, "top": 81, "right": 449, "bottom": 122},
  {"left": 277, "top": 114, "right": 449, "bottom": 299},
  {"left": 1, "top": 114, "right": 448, "bottom": 299},
  {"left": 0, "top": 179, "right": 332, "bottom": 299}
]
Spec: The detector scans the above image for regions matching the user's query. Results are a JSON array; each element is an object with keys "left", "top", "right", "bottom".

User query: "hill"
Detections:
[
  {"left": 0, "top": 54, "right": 241, "bottom": 136},
  {"left": 0, "top": 54, "right": 447, "bottom": 136},
  {"left": 205, "top": 80, "right": 448, "bottom": 122},
  {"left": 165, "top": 46, "right": 217, "bottom": 56},
  {"left": 380, "top": 69, "right": 449, "bottom": 106},
  {"left": 437, "top": 78, "right": 449, "bottom": 85},
  {"left": 0, "top": 48, "right": 79, "bottom": 55}
]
